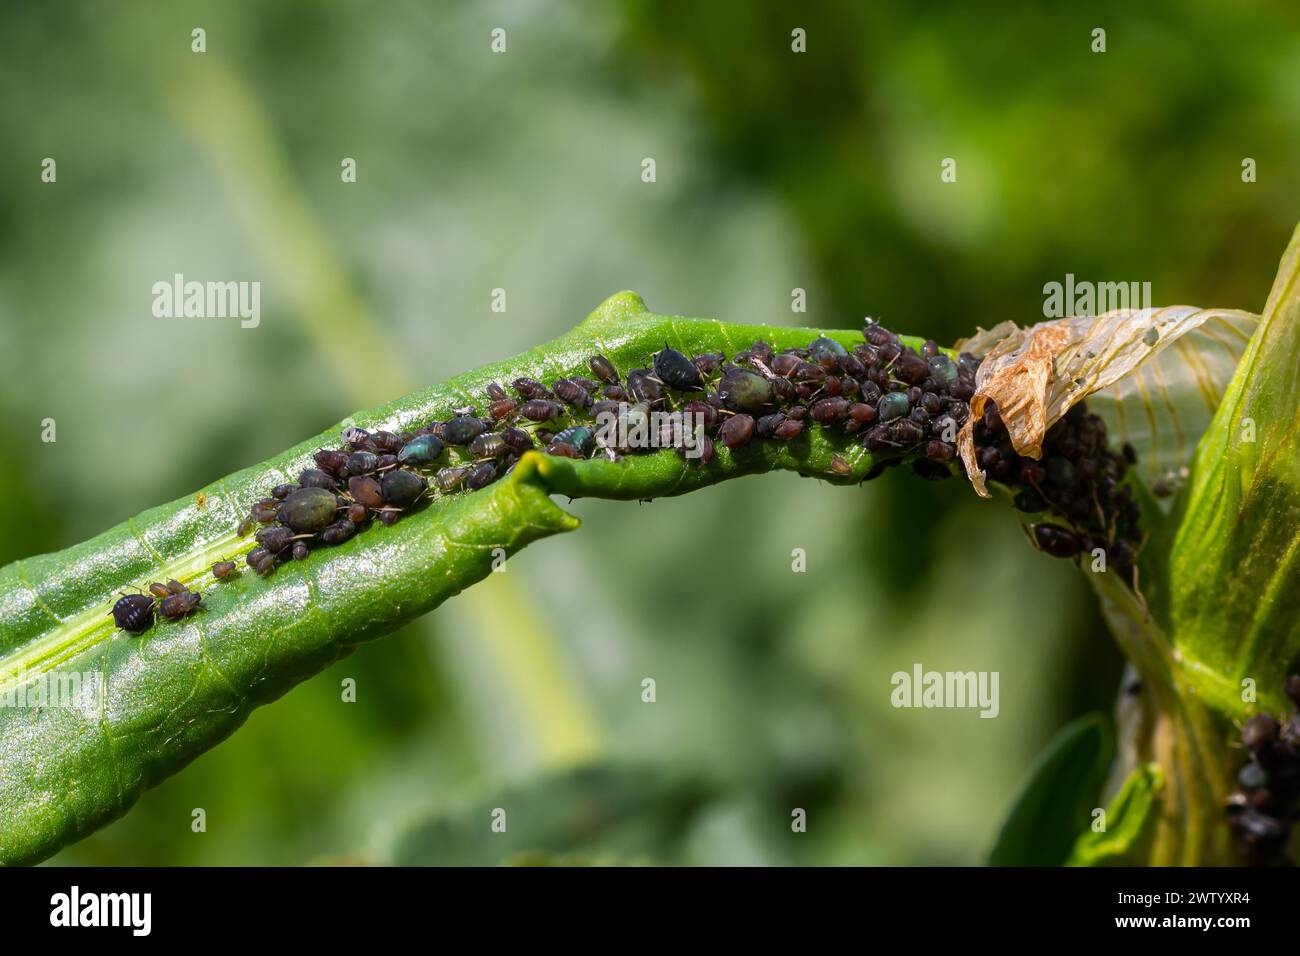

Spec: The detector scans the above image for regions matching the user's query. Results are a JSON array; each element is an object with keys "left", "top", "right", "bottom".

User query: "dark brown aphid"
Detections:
[
  {"left": 314, "top": 449, "right": 350, "bottom": 476},
  {"left": 1242, "top": 714, "right": 1279, "bottom": 753},
  {"left": 590, "top": 354, "right": 619, "bottom": 384},
  {"left": 773, "top": 419, "right": 804, "bottom": 441},
  {"left": 434, "top": 465, "right": 470, "bottom": 492},
  {"left": 321, "top": 518, "right": 357, "bottom": 545},
  {"left": 692, "top": 351, "right": 725, "bottom": 377},
  {"left": 848, "top": 403, "right": 876, "bottom": 426},
  {"left": 250, "top": 499, "right": 279, "bottom": 523},
  {"left": 342, "top": 426, "right": 370, "bottom": 446},
  {"left": 237, "top": 516, "right": 255, "bottom": 537},
  {"left": 1286, "top": 675, "right": 1300, "bottom": 709},
  {"left": 829, "top": 455, "right": 852, "bottom": 477},
  {"left": 469, "top": 432, "right": 508, "bottom": 459},
  {"left": 375, "top": 454, "right": 399, "bottom": 471},
  {"left": 110, "top": 593, "right": 156, "bottom": 634},
  {"left": 247, "top": 547, "right": 276, "bottom": 575},
  {"left": 489, "top": 398, "right": 518, "bottom": 421},
  {"left": 862, "top": 426, "right": 893, "bottom": 452},
  {"left": 512, "top": 378, "right": 554, "bottom": 401},
  {"left": 486, "top": 381, "right": 508, "bottom": 401},
  {"left": 1031, "top": 523, "right": 1083, "bottom": 558},
  {"left": 553, "top": 378, "right": 592, "bottom": 408},
  {"left": 771, "top": 353, "right": 802, "bottom": 378},
  {"left": 292, "top": 541, "right": 311, "bottom": 561},
  {"left": 626, "top": 369, "right": 666, "bottom": 404},
  {"left": 348, "top": 475, "right": 385, "bottom": 509},
  {"left": 925, "top": 440, "right": 954, "bottom": 464},
  {"left": 546, "top": 441, "right": 583, "bottom": 459},
  {"left": 891, "top": 419, "right": 924, "bottom": 446},
  {"left": 299, "top": 468, "right": 339, "bottom": 489},
  {"left": 467, "top": 461, "right": 497, "bottom": 490},
  {"left": 519, "top": 399, "right": 564, "bottom": 422},
  {"left": 811, "top": 398, "right": 849, "bottom": 424},
  {"left": 377, "top": 510, "right": 400, "bottom": 527},
  {"left": 148, "top": 582, "right": 171, "bottom": 599},
  {"left": 719, "top": 413, "right": 756, "bottom": 450},
  {"left": 347, "top": 502, "right": 368, "bottom": 524},
  {"left": 793, "top": 361, "right": 826, "bottom": 383},
  {"left": 159, "top": 591, "right": 201, "bottom": 620},
  {"left": 501, "top": 426, "right": 534, "bottom": 454},
  {"left": 696, "top": 434, "right": 716, "bottom": 465},
  {"left": 684, "top": 400, "right": 719, "bottom": 430},
  {"left": 372, "top": 431, "right": 404, "bottom": 453},
  {"left": 771, "top": 376, "right": 797, "bottom": 402},
  {"left": 864, "top": 323, "right": 896, "bottom": 347},
  {"left": 343, "top": 451, "right": 380, "bottom": 477},
  {"left": 602, "top": 385, "right": 629, "bottom": 401},
  {"left": 256, "top": 526, "right": 296, "bottom": 554},
  {"left": 212, "top": 560, "right": 237, "bottom": 580},
  {"left": 756, "top": 412, "right": 786, "bottom": 438},
  {"left": 271, "top": 483, "right": 297, "bottom": 500}
]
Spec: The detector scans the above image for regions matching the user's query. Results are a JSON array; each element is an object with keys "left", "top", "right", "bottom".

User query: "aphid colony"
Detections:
[
  {"left": 1226, "top": 676, "right": 1300, "bottom": 866},
  {"left": 224, "top": 321, "right": 983, "bottom": 579},
  {"left": 109, "top": 319, "right": 1146, "bottom": 635},
  {"left": 973, "top": 401, "right": 1143, "bottom": 588}
]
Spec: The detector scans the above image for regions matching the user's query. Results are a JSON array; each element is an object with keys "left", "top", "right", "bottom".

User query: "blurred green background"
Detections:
[{"left": 2, "top": 1, "right": 1297, "bottom": 865}]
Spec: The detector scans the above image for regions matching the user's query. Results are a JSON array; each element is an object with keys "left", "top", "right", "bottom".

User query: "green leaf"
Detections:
[
  {"left": 1168, "top": 223, "right": 1300, "bottom": 717},
  {"left": 987, "top": 713, "right": 1112, "bottom": 866},
  {"left": 0, "top": 292, "right": 925, "bottom": 865},
  {"left": 1066, "top": 764, "right": 1163, "bottom": 866}
]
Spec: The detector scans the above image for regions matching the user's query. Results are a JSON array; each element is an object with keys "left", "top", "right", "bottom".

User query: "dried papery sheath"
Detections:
[
  {"left": 956, "top": 306, "right": 1258, "bottom": 497},
  {"left": 1085, "top": 310, "right": 1257, "bottom": 498}
]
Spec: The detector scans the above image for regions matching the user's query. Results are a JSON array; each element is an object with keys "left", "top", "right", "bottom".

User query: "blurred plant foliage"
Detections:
[{"left": 0, "top": 0, "right": 1295, "bottom": 864}]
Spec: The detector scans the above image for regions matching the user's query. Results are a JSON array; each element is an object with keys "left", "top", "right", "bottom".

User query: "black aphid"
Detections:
[
  {"left": 380, "top": 469, "right": 427, "bottom": 508},
  {"left": 110, "top": 593, "right": 156, "bottom": 634},
  {"left": 443, "top": 416, "right": 486, "bottom": 446},
  {"left": 652, "top": 345, "right": 704, "bottom": 391}
]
